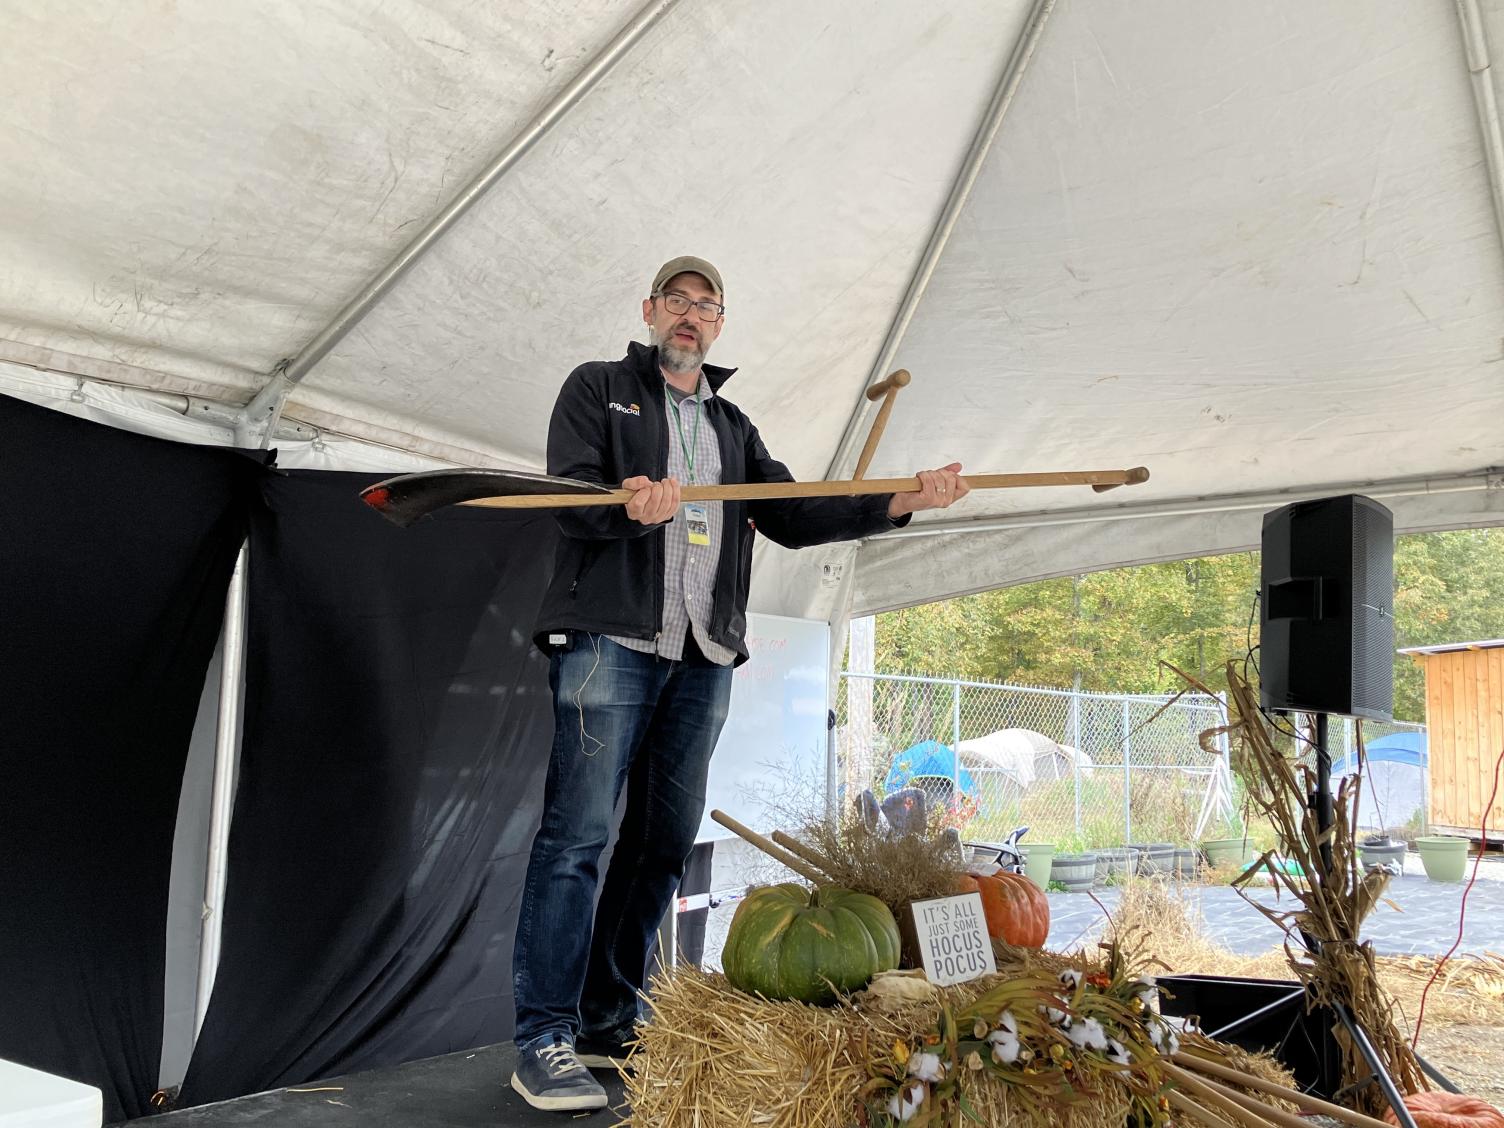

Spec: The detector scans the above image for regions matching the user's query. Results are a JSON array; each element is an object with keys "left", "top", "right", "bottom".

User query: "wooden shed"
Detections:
[{"left": 1398, "top": 640, "right": 1504, "bottom": 840}]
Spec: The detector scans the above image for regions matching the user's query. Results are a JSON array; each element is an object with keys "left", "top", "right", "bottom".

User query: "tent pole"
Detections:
[
  {"left": 193, "top": 541, "right": 249, "bottom": 1038},
  {"left": 1455, "top": 0, "right": 1504, "bottom": 264},
  {"left": 823, "top": 0, "right": 1059, "bottom": 481},
  {"left": 196, "top": 374, "right": 282, "bottom": 1036},
  {"left": 868, "top": 469, "right": 1503, "bottom": 541},
  {"left": 236, "top": 0, "right": 682, "bottom": 444}
]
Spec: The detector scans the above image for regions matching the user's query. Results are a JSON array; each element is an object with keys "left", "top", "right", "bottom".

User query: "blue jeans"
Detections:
[{"left": 512, "top": 633, "right": 734, "bottom": 1046}]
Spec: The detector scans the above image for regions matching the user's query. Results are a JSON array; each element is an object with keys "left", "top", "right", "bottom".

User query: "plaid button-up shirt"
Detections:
[{"left": 607, "top": 371, "right": 736, "bottom": 666}]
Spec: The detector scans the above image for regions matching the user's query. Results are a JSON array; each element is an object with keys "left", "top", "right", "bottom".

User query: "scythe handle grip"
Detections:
[{"left": 863, "top": 368, "right": 912, "bottom": 401}]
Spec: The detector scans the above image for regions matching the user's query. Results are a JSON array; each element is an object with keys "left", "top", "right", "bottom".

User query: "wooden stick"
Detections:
[
  {"left": 853, "top": 369, "right": 911, "bottom": 481},
  {"left": 1163, "top": 1061, "right": 1306, "bottom": 1128},
  {"left": 1168, "top": 1090, "right": 1260, "bottom": 1128},
  {"left": 1174, "top": 1053, "right": 1394, "bottom": 1128},
  {"left": 710, "top": 810, "right": 827, "bottom": 885},
  {"left": 459, "top": 467, "right": 1151, "bottom": 510},
  {"left": 1179, "top": 1070, "right": 1312, "bottom": 1128},
  {"left": 770, "top": 831, "right": 837, "bottom": 877}
]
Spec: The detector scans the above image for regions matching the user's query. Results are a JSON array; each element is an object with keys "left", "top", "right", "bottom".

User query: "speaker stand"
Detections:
[{"left": 1300, "top": 713, "right": 1458, "bottom": 1126}]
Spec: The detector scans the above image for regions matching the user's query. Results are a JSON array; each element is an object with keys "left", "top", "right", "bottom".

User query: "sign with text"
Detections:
[{"left": 910, "top": 892, "right": 996, "bottom": 987}]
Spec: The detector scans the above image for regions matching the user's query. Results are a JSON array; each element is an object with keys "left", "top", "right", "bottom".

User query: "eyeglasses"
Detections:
[{"left": 656, "top": 291, "right": 725, "bottom": 322}]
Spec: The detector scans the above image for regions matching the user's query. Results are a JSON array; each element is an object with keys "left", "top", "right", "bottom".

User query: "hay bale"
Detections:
[
  {"left": 626, "top": 950, "right": 1287, "bottom": 1128},
  {"left": 1179, "top": 1031, "right": 1301, "bottom": 1113},
  {"left": 628, "top": 967, "right": 866, "bottom": 1127}
]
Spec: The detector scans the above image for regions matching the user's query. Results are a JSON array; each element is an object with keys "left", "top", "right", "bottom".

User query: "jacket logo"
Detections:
[{"left": 609, "top": 401, "right": 641, "bottom": 416}]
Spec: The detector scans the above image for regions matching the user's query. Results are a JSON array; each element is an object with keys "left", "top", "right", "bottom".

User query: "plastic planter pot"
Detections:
[
  {"left": 1050, "top": 853, "right": 1098, "bottom": 893},
  {"left": 1094, "top": 847, "right": 1138, "bottom": 882},
  {"left": 1129, "top": 842, "right": 1175, "bottom": 876},
  {"left": 1020, "top": 843, "right": 1055, "bottom": 890},
  {"left": 1358, "top": 839, "right": 1408, "bottom": 871},
  {"left": 1416, "top": 836, "right": 1470, "bottom": 882},
  {"left": 1173, "top": 847, "right": 1199, "bottom": 878},
  {"left": 1201, "top": 838, "right": 1249, "bottom": 870}
]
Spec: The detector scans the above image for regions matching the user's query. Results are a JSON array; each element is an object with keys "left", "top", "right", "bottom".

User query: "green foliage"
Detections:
[
  {"left": 873, "top": 529, "right": 1504, "bottom": 723},
  {"left": 1392, "top": 529, "right": 1504, "bottom": 718},
  {"left": 970, "top": 774, "right": 1211, "bottom": 850}
]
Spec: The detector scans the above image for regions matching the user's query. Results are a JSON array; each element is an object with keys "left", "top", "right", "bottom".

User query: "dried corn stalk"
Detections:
[{"left": 1168, "top": 659, "right": 1425, "bottom": 1115}]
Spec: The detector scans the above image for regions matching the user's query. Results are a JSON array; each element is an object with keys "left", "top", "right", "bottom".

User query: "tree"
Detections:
[{"left": 871, "top": 529, "right": 1504, "bottom": 723}]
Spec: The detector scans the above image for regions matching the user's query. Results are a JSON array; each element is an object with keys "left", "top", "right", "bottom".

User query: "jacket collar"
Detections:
[{"left": 624, "top": 339, "right": 737, "bottom": 393}]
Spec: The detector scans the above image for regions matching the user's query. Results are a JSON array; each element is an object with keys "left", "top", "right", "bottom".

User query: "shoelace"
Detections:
[{"left": 538, "top": 1042, "right": 584, "bottom": 1079}]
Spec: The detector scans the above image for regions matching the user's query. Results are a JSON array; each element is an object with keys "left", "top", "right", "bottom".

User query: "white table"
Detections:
[{"left": 0, "top": 1059, "right": 100, "bottom": 1128}]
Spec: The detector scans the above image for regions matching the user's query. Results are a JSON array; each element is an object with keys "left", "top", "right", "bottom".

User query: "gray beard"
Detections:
[{"left": 651, "top": 326, "right": 706, "bottom": 374}]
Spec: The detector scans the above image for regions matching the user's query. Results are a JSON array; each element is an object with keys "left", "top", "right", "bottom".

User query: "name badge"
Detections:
[{"left": 684, "top": 502, "right": 711, "bottom": 546}]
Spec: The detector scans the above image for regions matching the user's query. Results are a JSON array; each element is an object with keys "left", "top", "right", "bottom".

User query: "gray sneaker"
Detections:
[{"left": 510, "top": 1036, "right": 608, "bottom": 1111}]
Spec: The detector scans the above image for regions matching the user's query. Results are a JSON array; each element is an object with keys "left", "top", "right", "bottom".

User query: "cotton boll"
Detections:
[
  {"left": 1065, "top": 1017, "right": 1109, "bottom": 1051},
  {"left": 1146, "top": 1016, "right": 1180, "bottom": 1056},
  {"left": 887, "top": 1081, "right": 926, "bottom": 1122},
  {"left": 986, "top": 1029, "right": 1021, "bottom": 1064},
  {"left": 907, "top": 1051, "right": 945, "bottom": 1083}
]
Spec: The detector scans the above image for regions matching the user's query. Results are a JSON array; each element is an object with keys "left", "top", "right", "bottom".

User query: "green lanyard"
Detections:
[{"left": 669, "top": 388, "right": 703, "bottom": 485}]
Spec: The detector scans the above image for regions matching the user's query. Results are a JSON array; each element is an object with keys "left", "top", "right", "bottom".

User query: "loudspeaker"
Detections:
[{"left": 1260, "top": 494, "right": 1394, "bottom": 720}]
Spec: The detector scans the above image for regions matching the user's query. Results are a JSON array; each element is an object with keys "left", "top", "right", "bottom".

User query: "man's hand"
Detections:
[
  {"left": 623, "top": 476, "right": 682, "bottom": 525},
  {"left": 887, "top": 462, "right": 969, "bottom": 519}
]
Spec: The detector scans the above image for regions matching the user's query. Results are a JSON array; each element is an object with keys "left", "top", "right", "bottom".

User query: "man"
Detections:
[{"left": 509, "top": 256, "right": 968, "bottom": 1111}]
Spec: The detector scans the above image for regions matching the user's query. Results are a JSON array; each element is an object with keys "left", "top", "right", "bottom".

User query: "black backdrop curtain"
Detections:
[
  {"left": 0, "top": 395, "right": 265, "bottom": 1122},
  {"left": 2, "top": 403, "right": 718, "bottom": 1119},
  {"left": 179, "top": 471, "right": 562, "bottom": 1106}
]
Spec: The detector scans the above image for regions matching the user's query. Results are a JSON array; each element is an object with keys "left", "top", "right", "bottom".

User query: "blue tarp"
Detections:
[
  {"left": 1333, "top": 731, "right": 1427, "bottom": 830},
  {"left": 1331, "top": 731, "right": 1427, "bottom": 776},
  {"left": 883, "top": 740, "right": 979, "bottom": 798}
]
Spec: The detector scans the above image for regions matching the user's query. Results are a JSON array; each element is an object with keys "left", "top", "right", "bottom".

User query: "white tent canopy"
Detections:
[
  {"left": 5, "top": 0, "right": 1504, "bottom": 619},
  {"left": 8, "top": 3, "right": 1504, "bottom": 1096},
  {"left": 958, "top": 728, "right": 1092, "bottom": 788}
]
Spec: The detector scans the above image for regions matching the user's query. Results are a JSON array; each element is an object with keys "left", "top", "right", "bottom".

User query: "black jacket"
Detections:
[{"left": 533, "top": 341, "right": 907, "bottom": 664}]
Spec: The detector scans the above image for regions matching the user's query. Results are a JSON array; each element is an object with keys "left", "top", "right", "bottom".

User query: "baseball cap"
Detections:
[{"left": 651, "top": 256, "right": 724, "bottom": 299}]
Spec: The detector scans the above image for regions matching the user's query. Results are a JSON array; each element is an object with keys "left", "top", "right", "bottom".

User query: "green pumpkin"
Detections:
[{"left": 721, "top": 883, "right": 901, "bottom": 1004}]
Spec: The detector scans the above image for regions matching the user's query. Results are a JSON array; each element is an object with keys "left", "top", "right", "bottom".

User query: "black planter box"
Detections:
[{"left": 1156, "top": 973, "right": 1344, "bottom": 1097}]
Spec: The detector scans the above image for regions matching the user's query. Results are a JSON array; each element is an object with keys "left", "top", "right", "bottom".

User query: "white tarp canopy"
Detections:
[
  {"left": 958, "top": 728, "right": 1093, "bottom": 790},
  {"left": 5, "top": 0, "right": 1504, "bottom": 621}
]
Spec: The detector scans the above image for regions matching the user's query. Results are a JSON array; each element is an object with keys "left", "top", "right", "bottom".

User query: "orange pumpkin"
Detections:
[
  {"left": 956, "top": 871, "right": 1050, "bottom": 948},
  {"left": 1381, "top": 1091, "right": 1504, "bottom": 1128}
]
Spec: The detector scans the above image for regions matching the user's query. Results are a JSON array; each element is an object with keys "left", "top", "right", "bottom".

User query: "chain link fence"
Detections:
[
  {"left": 1312, "top": 715, "right": 1429, "bottom": 839},
  {"left": 687, "top": 679, "right": 1427, "bottom": 972},
  {"left": 836, "top": 672, "right": 1238, "bottom": 850}
]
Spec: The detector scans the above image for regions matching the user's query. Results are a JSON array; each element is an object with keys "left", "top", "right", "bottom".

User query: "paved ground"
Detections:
[
  {"left": 1045, "top": 856, "right": 1504, "bottom": 957},
  {"left": 698, "top": 843, "right": 1503, "bottom": 969}
]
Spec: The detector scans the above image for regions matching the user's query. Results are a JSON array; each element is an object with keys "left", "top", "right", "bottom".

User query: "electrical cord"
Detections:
[{"left": 1410, "top": 744, "right": 1504, "bottom": 1050}]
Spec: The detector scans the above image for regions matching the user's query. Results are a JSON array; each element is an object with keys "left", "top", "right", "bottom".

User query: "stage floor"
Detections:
[{"left": 123, "top": 1044, "right": 629, "bottom": 1127}]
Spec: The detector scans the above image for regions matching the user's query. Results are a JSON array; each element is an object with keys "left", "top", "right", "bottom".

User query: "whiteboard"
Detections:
[{"left": 697, "top": 613, "right": 831, "bottom": 843}]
